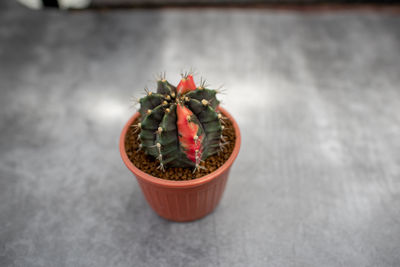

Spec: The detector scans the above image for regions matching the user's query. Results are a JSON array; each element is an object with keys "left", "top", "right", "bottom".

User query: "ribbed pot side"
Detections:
[{"left": 120, "top": 107, "right": 241, "bottom": 222}]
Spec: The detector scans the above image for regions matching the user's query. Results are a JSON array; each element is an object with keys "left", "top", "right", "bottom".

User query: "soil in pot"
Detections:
[{"left": 124, "top": 116, "right": 236, "bottom": 181}]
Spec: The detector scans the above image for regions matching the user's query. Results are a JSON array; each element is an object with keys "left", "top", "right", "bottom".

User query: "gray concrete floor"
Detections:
[{"left": 1, "top": 1, "right": 400, "bottom": 266}]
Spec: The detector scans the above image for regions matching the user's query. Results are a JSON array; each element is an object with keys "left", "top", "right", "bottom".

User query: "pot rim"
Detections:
[{"left": 119, "top": 106, "right": 241, "bottom": 189}]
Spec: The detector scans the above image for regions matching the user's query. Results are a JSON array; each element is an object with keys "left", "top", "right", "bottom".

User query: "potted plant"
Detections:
[{"left": 119, "top": 72, "right": 241, "bottom": 222}]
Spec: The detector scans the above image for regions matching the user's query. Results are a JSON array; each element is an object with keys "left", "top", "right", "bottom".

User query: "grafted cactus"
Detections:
[{"left": 134, "top": 73, "right": 226, "bottom": 171}]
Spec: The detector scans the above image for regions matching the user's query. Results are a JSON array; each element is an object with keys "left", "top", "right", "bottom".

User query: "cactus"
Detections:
[{"left": 135, "top": 73, "right": 226, "bottom": 171}]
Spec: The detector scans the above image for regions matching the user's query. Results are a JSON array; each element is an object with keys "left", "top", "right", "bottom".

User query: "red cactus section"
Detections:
[
  {"left": 177, "top": 74, "right": 197, "bottom": 95},
  {"left": 176, "top": 104, "right": 204, "bottom": 164}
]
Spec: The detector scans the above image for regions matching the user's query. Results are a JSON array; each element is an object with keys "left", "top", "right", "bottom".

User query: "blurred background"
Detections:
[
  {"left": 14, "top": 0, "right": 400, "bottom": 9},
  {"left": 1, "top": 0, "right": 400, "bottom": 266}
]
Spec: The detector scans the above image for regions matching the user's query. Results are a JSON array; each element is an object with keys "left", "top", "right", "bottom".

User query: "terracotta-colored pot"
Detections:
[{"left": 119, "top": 107, "right": 241, "bottom": 222}]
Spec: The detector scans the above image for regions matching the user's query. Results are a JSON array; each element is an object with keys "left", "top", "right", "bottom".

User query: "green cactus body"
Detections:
[{"left": 136, "top": 74, "right": 224, "bottom": 171}]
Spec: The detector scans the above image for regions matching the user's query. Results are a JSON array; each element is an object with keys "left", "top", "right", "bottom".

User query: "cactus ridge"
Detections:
[{"left": 136, "top": 73, "right": 225, "bottom": 171}]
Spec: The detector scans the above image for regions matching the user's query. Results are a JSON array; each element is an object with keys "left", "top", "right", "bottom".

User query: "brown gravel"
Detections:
[{"left": 124, "top": 116, "right": 236, "bottom": 180}]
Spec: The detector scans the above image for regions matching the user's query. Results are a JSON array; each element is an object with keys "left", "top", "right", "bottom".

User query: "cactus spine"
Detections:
[{"left": 135, "top": 73, "right": 225, "bottom": 171}]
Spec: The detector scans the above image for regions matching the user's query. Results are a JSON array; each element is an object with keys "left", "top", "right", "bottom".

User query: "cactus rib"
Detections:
[{"left": 135, "top": 73, "right": 224, "bottom": 171}]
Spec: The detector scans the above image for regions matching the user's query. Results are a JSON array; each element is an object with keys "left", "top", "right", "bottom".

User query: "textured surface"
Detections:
[{"left": 1, "top": 1, "right": 400, "bottom": 266}]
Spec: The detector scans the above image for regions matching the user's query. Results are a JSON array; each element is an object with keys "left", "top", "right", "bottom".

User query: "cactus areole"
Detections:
[{"left": 135, "top": 73, "right": 225, "bottom": 171}]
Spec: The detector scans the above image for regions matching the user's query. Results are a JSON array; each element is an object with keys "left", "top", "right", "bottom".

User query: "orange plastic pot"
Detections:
[{"left": 119, "top": 107, "right": 241, "bottom": 222}]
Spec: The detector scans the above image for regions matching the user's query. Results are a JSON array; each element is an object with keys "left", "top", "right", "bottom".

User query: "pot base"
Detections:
[{"left": 137, "top": 169, "right": 230, "bottom": 222}]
